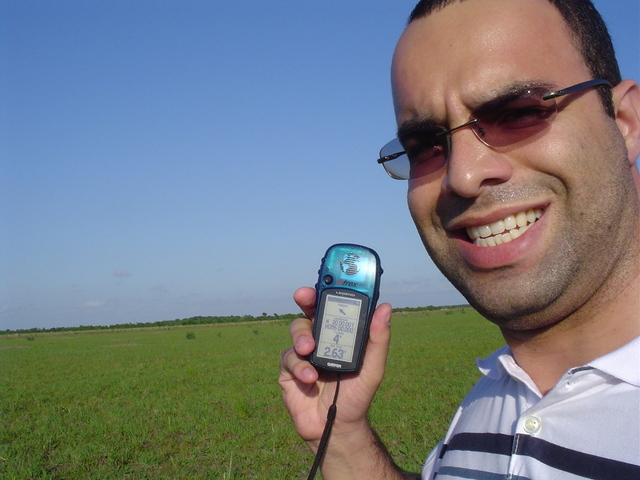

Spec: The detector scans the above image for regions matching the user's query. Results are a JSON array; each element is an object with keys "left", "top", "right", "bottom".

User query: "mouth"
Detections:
[{"left": 465, "top": 209, "right": 543, "bottom": 247}]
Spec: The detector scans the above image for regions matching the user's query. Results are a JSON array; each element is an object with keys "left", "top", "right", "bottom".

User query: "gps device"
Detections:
[{"left": 309, "top": 244, "right": 382, "bottom": 373}]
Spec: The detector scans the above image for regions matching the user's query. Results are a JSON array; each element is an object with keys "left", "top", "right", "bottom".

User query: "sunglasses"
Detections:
[{"left": 377, "top": 78, "right": 612, "bottom": 180}]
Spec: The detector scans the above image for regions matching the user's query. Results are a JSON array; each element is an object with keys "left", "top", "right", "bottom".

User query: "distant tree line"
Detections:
[
  {"left": 1, "top": 305, "right": 471, "bottom": 335},
  {"left": 0, "top": 312, "right": 299, "bottom": 335}
]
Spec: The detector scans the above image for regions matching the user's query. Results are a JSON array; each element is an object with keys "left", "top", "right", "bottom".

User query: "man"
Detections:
[{"left": 279, "top": 0, "right": 640, "bottom": 478}]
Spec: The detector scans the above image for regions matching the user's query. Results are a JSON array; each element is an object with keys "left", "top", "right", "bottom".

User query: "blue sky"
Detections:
[{"left": 1, "top": 1, "right": 638, "bottom": 331}]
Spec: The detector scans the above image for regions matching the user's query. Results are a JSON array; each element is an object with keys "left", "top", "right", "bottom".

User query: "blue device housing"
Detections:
[{"left": 310, "top": 244, "right": 382, "bottom": 372}]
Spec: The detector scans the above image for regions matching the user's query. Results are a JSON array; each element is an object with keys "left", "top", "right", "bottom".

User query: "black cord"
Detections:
[{"left": 307, "top": 374, "right": 341, "bottom": 480}]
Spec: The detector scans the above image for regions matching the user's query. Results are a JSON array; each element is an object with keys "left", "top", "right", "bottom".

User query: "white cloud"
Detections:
[{"left": 81, "top": 300, "right": 105, "bottom": 308}]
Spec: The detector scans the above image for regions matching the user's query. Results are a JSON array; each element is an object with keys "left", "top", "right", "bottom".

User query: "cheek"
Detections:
[
  {"left": 543, "top": 119, "right": 629, "bottom": 200},
  {"left": 407, "top": 180, "right": 442, "bottom": 240},
  {"left": 407, "top": 181, "right": 428, "bottom": 226}
]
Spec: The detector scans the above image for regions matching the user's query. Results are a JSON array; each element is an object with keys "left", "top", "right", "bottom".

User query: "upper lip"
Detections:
[{"left": 445, "top": 203, "right": 547, "bottom": 232}]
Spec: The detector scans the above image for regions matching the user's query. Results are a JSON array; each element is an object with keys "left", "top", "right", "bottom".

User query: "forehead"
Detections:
[{"left": 391, "top": 0, "right": 590, "bottom": 121}]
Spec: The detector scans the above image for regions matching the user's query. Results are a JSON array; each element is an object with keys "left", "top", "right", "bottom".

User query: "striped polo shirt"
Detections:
[{"left": 421, "top": 336, "right": 640, "bottom": 479}]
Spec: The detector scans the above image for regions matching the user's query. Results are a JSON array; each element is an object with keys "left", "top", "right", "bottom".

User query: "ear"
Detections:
[{"left": 612, "top": 79, "right": 640, "bottom": 169}]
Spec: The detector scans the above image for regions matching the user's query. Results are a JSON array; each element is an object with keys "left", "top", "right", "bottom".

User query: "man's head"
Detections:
[{"left": 391, "top": 0, "right": 640, "bottom": 330}]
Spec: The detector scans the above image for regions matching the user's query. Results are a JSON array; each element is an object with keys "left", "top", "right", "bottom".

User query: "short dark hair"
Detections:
[{"left": 408, "top": 0, "right": 620, "bottom": 116}]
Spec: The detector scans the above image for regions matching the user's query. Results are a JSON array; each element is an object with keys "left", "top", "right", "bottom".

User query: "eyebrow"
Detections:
[
  {"left": 396, "top": 117, "right": 441, "bottom": 140},
  {"left": 396, "top": 80, "right": 556, "bottom": 138},
  {"left": 471, "top": 81, "right": 555, "bottom": 116}
]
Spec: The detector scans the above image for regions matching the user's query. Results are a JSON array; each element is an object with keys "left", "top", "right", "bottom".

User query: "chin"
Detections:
[{"left": 452, "top": 277, "right": 570, "bottom": 332}]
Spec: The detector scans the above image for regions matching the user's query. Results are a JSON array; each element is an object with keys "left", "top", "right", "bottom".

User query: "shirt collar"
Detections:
[
  {"left": 587, "top": 336, "right": 640, "bottom": 387},
  {"left": 477, "top": 336, "right": 640, "bottom": 388},
  {"left": 477, "top": 345, "right": 541, "bottom": 395},
  {"left": 477, "top": 345, "right": 511, "bottom": 380}
]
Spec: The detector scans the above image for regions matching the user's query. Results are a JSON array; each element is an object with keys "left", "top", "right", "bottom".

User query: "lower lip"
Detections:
[{"left": 452, "top": 217, "right": 544, "bottom": 270}]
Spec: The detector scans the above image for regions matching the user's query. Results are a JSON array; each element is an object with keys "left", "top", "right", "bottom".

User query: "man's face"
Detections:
[{"left": 392, "top": 0, "right": 637, "bottom": 329}]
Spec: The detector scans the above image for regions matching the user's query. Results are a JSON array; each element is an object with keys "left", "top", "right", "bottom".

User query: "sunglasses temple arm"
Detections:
[{"left": 543, "top": 78, "right": 612, "bottom": 100}]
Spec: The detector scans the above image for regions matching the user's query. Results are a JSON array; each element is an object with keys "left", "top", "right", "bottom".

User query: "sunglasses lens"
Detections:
[
  {"left": 473, "top": 89, "right": 557, "bottom": 147},
  {"left": 379, "top": 138, "right": 410, "bottom": 179},
  {"left": 378, "top": 127, "right": 450, "bottom": 180},
  {"left": 402, "top": 127, "right": 449, "bottom": 179}
]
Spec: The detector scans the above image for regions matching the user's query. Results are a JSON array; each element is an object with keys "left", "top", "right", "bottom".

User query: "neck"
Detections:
[{"left": 501, "top": 248, "right": 640, "bottom": 395}]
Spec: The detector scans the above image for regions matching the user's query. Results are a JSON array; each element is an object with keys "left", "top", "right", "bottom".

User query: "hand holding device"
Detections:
[
  {"left": 303, "top": 244, "right": 382, "bottom": 477},
  {"left": 279, "top": 245, "right": 390, "bottom": 479}
]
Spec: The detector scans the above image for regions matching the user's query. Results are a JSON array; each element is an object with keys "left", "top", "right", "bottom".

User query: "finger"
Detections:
[
  {"left": 293, "top": 286, "right": 317, "bottom": 319},
  {"left": 360, "top": 303, "right": 393, "bottom": 380},
  {"left": 279, "top": 346, "right": 319, "bottom": 384},
  {"left": 289, "top": 316, "right": 315, "bottom": 355}
]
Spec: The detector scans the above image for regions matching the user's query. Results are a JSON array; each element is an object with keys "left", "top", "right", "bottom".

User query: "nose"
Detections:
[{"left": 441, "top": 129, "right": 513, "bottom": 198}]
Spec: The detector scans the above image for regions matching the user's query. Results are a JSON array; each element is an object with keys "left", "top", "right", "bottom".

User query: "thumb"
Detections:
[{"left": 360, "top": 303, "right": 393, "bottom": 382}]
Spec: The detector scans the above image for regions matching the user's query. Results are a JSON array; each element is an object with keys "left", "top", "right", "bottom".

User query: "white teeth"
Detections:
[
  {"left": 490, "top": 220, "right": 505, "bottom": 235},
  {"left": 466, "top": 209, "right": 542, "bottom": 247},
  {"left": 478, "top": 225, "right": 492, "bottom": 238},
  {"left": 501, "top": 232, "right": 513, "bottom": 243}
]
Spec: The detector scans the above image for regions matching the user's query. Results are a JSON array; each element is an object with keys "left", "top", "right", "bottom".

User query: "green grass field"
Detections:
[{"left": 1, "top": 309, "right": 504, "bottom": 479}]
